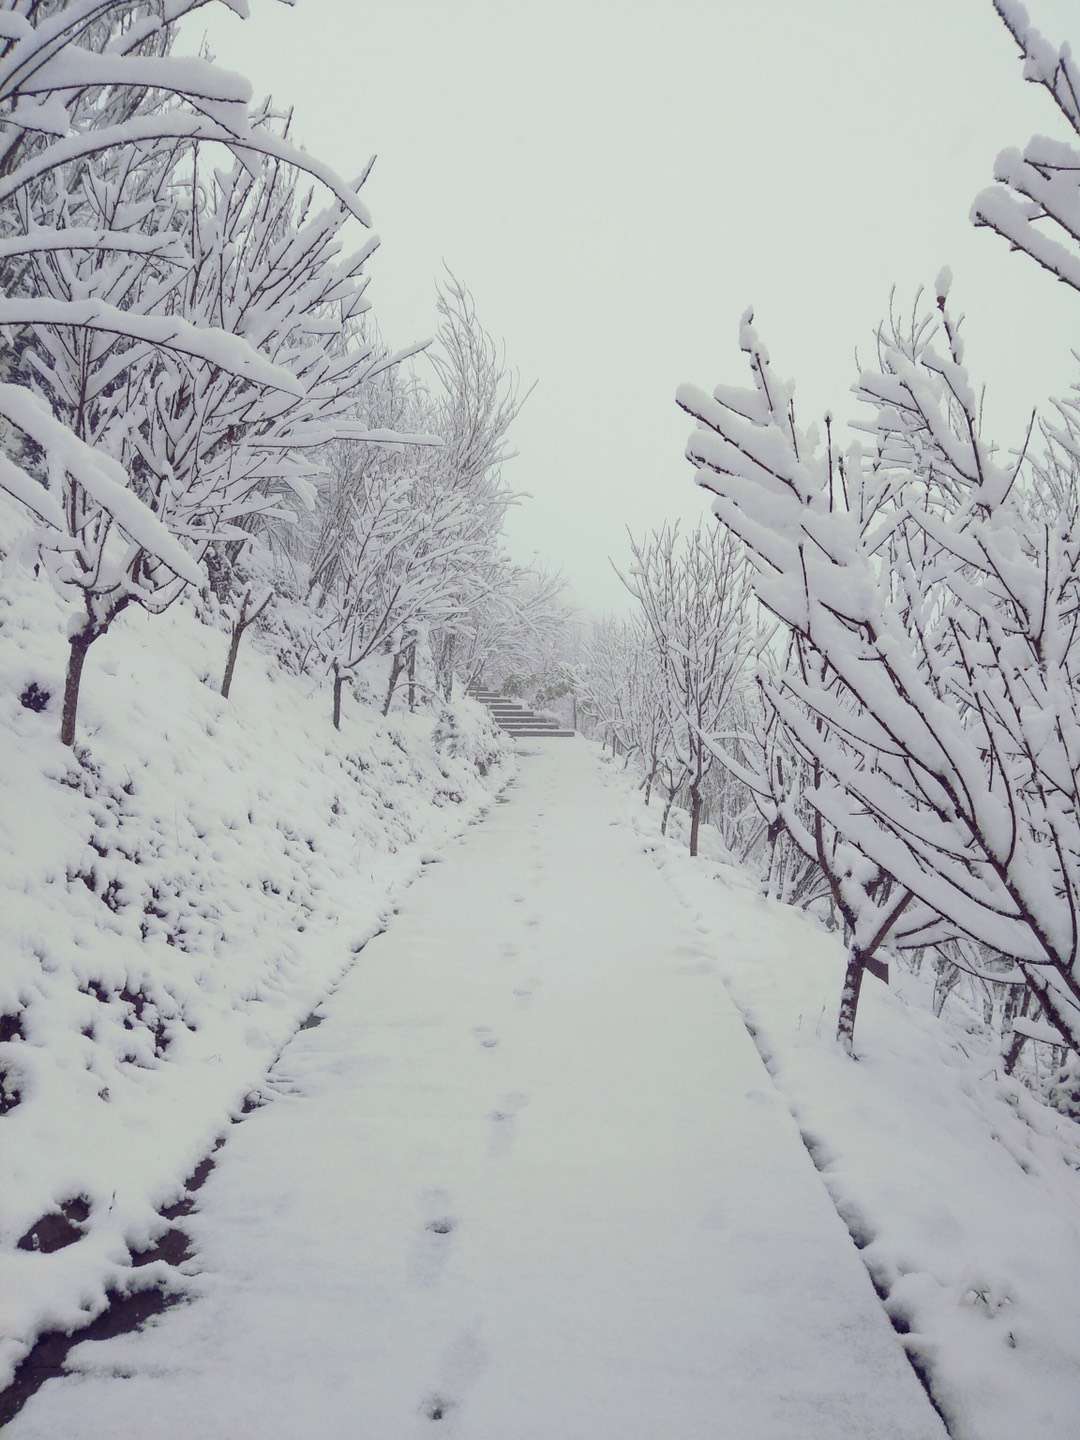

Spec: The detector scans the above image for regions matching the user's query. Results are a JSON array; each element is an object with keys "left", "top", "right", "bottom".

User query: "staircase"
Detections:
[{"left": 467, "top": 688, "right": 575, "bottom": 738}]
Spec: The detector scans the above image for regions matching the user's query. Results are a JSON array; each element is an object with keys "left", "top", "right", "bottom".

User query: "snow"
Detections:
[
  {"left": 0, "top": 536, "right": 510, "bottom": 1392},
  {"left": 0, "top": 299, "right": 305, "bottom": 397},
  {"left": 608, "top": 761, "right": 1080, "bottom": 1440},
  {"left": 1010, "top": 1015, "right": 1073, "bottom": 1048},
  {"left": 0, "top": 384, "right": 203, "bottom": 587},
  {"left": 7, "top": 742, "right": 942, "bottom": 1440}
]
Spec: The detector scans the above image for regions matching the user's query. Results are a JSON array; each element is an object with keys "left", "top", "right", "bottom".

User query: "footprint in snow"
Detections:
[
  {"left": 409, "top": 1189, "right": 459, "bottom": 1287},
  {"left": 417, "top": 1328, "right": 488, "bottom": 1429},
  {"left": 488, "top": 1091, "right": 529, "bottom": 1158},
  {"left": 420, "top": 1393, "right": 456, "bottom": 1423},
  {"left": 473, "top": 1025, "right": 499, "bottom": 1050}
]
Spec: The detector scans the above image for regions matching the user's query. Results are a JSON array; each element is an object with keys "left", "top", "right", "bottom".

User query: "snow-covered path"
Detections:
[{"left": 12, "top": 742, "right": 945, "bottom": 1440}]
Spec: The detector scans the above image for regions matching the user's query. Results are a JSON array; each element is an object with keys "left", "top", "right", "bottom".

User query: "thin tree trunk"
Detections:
[
  {"left": 1002, "top": 984, "right": 1033, "bottom": 1075},
  {"left": 441, "top": 634, "right": 456, "bottom": 701},
  {"left": 689, "top": 785, "right": 702, "bottom": 857},
  {"left": 383, "top": 652, "right": 404, "bottom": 717},
  {"left": 661, "top": 784, "right": 678, "bottom": 836},
  {"left": 644, "top": 759, "right": 658, "bottom": 807},
  {"left": 761, "top": 817, "right": 782, "bottom": 898},
  {"left": 407, "top": 643, "right": 417, "bottom": 712},
  {"left": 332, "top": 663, "right": 345, "bottom": 731},
  {"left": 836, "top": 948, "right": 866, "bottom": 1056},
  {"left": 836, "top": 889, "right": 912, "bottom": 1054},
  {"left": 221, "top": 623, "right": 245, "bottom": 700},
  {"left": 221, "top": 588, "right": 271, "bottom": 700},
  {"left": 61, "top": 627, "right": 95, "bottom": 747}
]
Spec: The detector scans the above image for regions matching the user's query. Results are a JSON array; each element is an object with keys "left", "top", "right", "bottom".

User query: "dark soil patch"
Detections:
[
  {"left": 0, "top": 1283, "right": 183, "bottom": 1429},
  {"left": 159, "top": 1155, "right": 217, "bottom": 1222},
  {"left": 130, "top": 1228, "right": 193, "bottom": 1268},
  {"left": 0, "top": 1012, "right": 25, "bottom": 1044},
  {"left": 17, "top": 1197, "right": 91, "bottom": 1254}
]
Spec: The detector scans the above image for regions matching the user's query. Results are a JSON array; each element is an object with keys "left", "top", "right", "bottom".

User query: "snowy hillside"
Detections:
[{"left": 0, "top": 532, "right": 510, "bottom": 1392}]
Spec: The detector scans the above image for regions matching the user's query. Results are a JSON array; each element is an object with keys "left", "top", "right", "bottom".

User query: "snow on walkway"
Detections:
[{"left": 11, "top": 741, "right": 946, "bottom": 1440}]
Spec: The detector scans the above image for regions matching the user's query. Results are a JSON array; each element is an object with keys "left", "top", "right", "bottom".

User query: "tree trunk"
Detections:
[
  {"left": 932, "top": 957, "right": 960, "bottom": 1018},
  {"left": 689, "top": 785, "right": 702, "bottom": 857},
  {"left": 1002, "top": 984, "right": 1033, "bottom": 1075},
  {"left": 661, "top": 785, "right": 678, "bottom": 837},
  {"left": 332, "top": 664, "right": 345, "bottom": 731},
  {"left": 644, "top": 760, "right": 658, "bottom": 807},
  {"left": 221, "top": 621, "right": 245, "bottom": 700},
  {"left": 61, "top": 626, "right": 96, "bottom": 747},
  {"left": 407, "top": 644, "right": 417, "bottom": 712},
  {"left": 440, "top": 634, "right": 456, "bottom": 701},
  {"left": 220, "top": 589, "right": 271, "bottom": 701},
  {"left": 383, "top": 652, "right": 404, "bottom": 717},
  {"left": 836, "top": 947, "right": 866, "bottom": 1056},
  {"left": 762, "top": 818, "right": 782, "bottom": 899}
]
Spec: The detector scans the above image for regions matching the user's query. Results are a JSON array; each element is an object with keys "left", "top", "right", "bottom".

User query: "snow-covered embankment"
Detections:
[
  {"left": 0, "top": 557, "right": 510, "bottom": 1389},
  {"left": 603, "top": 759, "right": 1080, "bottom": 1440}
]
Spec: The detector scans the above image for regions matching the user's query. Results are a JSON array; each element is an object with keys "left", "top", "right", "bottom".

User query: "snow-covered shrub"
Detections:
[
  {"left": 432, "top": 698, "right": 506, "bottom": 776},
  {"left": 1048, "top": 1053, "right": 1080, "bottom": 1122}
]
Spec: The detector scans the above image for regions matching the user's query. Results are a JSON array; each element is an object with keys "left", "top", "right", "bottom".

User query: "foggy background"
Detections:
[{"left": 186, "top": 0, "right": 1079, "bottom": 612}]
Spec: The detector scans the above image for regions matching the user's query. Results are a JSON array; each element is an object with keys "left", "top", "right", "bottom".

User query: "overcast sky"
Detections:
[{"left": 188, "top": 0, "right": 1078, "bottom": 614}]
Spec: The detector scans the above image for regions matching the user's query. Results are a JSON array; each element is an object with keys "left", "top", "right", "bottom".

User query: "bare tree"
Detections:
[{"left": 618, "top": 521, "right": 754, "bottom": 856}]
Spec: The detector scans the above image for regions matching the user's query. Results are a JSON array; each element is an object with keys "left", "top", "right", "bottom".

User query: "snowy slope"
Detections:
[
  {"left": 604, "top": 758, "right": 1080, "bottom": 1440},
  {"left": 0, "top": 539, "right": 511, "bottom": 1392},
  {"left": 7, "top": 741, "right": 942, "bottom": 1440}
]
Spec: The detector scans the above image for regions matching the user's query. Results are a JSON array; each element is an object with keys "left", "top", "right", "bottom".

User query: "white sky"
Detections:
[{"left": 189, "top": 0, "right": 1078, "bottom": 614}]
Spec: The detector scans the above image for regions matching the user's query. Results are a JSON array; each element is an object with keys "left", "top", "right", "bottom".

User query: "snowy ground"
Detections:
[
  {"left": 9, "top": 741, "right": 943, "bottom": 1439},
  {"left": 606, "top": 761, "right": 1080, "bottom": 1440},
  {"left": 0, "top": 551, "right": 509, "bottom": 1393}
]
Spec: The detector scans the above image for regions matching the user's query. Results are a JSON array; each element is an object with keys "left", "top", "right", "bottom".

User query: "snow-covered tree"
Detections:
[
  {"left": 973, "top": 1, "right": 1080, "bottom": 291},
  {"left": 617, "top": 521, "right": 754, "bottom": 856},
  {"left": 423, "top": 275, "right": 530, "bottom": 700},
  {"left": 678, "top": 283, "right": 1080, "bottom": 1053},
  {"left": 459, "top": 565, "right": 570, "bottom": 700},
  {"left": 0, "top": 2, "right": 387, "bottom": 743}
]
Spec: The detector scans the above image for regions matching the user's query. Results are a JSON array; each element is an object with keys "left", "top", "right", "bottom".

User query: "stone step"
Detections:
[
  {"left": 466, "top": 689, "right": 575, "bottom": 737},
  {"left": 498, "top": 721, "right": 566, "bottom": 730},
  {"left": 511, "top": 732, "right": 573, "bottom": 740}
]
